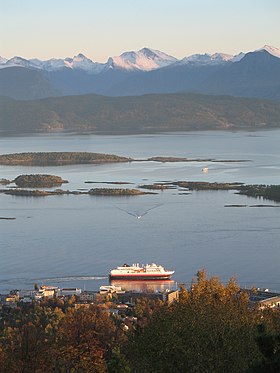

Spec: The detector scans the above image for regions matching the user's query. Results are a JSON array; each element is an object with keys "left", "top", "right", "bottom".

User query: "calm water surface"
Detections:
[{"left": 0, "top": 130, "right": 280, "bottom": 292}]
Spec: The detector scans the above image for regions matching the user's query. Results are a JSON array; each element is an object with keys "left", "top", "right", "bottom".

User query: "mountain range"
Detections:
[
  {"left": 0, "top": 45, "right": 279, "bottom": 100},
  {"left": 0, "top": 47, "right": 246, "bottom": 72}
]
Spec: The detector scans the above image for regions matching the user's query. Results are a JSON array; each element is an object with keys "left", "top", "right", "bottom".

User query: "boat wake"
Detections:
[{"left": 39, "top": 276, "right": 107, "bottom": 283}]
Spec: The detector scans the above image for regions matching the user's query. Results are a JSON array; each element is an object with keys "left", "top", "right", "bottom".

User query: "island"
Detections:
[
  {"left": 14, "top": 174, "right": 68, "bottom": 188},
  {"left": 173, "top": 181, "right": 244, "bottom": 190},
  {"left": 238, "top": 184, "right": 280, "bottom": 203},
  {"left": 85, "top": 181, "right": 133, "bottom": 185},
  {"left": 147, "top": 157, "right": 250, "bottom": 163},
  {"left": 2, "top": 189, "right": 87, "bottom": 197},
  {"left": 147, "top": 157, "right": 192, "bottom": 162},
  {"left": 88, "top": 188, "right": 155, "bottom": 196},
  {"left": 139, "top": 183, "right": 174, "bottom": 190},
  {"left": 4, "top": 189, "right": 52, "bottom": 197},
  {"left": 0, "top": 178, "right": 11, "bottom": 185},
  {"left": 0, "top": 152, "right": 132, "bottom": 166}
]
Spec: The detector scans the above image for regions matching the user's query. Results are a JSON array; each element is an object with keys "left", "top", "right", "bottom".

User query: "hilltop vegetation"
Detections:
[
  {"left": 1, "top": 271, "right": 280, "bottom": 372},
  {"left": 0, "top": 93, "right": 280, "bottom": 134}
]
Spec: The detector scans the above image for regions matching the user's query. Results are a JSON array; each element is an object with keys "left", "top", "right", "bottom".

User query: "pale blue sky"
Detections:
[{"left": 1, "top": 0, "right": 279, "bottom": 61}]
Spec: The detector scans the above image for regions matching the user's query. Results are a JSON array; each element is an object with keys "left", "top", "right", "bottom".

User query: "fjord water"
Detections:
[{"left": 0, "top": 130, "right": 280, "bottom": 292}]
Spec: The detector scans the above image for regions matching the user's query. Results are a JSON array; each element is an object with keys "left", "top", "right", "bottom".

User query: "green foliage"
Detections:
[
  {"left": 248, "top": 324, "right": 280, "bottom": 372},
  {"left": 107, "top": 348, "right": 131, "bottom": 373},
  {"left": 239, "top": 184, "right": 280, "bottom": 202}
]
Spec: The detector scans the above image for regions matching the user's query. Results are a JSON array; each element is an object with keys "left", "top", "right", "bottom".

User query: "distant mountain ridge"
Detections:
[
  {"left": 0, "top": 45, "right": 279, "bottom": 100},
  {"left": 0, "top": 93, "right": 280, "bottom": 135}
]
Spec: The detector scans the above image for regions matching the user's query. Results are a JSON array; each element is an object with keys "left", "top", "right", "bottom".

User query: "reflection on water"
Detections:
[{"left": 110, "top": 279, "right": 176, "bottom": 293}]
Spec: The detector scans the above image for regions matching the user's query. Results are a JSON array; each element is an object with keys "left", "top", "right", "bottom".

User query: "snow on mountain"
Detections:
[
  {"left": 0, "top": 56, "right": 7, "bottom": 65},
  {"left": 37, "top": 58, "right": 67, "bottom": 71},
  {"left": 67, "top": 53, "right": 106, "bottom": 73},
  {"left": 230, "top": 52, "right": 245, "bottom": 62},
  {"left": 175, "top": 52, "right": 243, "bottom": 66},
  {"left": 107, "top": 48, "right": 177, "bottom": 71},
  {"left": 0, "top": 56, "right": 37, "bottom": 69},
  {"left": 0, "top": 54, "right": 106, "bottom": 73},
  {"left": 30, "top": 54, "right": 106, "bottom": 73},
  {"left": 256, "top": 45, "right": 280, "bottom": 58},
  {"left": 211, "top": 53, "right": 234, "bottom": 62},
  {"left": 172, "top": 49, "right": 250, "bottom": 67},
  {"left": 0, "top": 45, "right": 278, "bottom": 74}
]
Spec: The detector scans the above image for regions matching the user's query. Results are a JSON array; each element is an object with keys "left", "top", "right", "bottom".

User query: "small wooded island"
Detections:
[
  {"left": 88, "top": 188, "right": 153, "bottom": 196},
  {"left": 0, "top": 152, "right": 132, "bottom": 166},
  {"left": 14, "top": 174, "right": 68, "bottom": 188}
]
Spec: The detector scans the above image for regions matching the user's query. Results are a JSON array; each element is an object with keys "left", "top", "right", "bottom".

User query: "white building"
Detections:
[{"left": 58, "top": 288, "right": 82, "bottom": 297}]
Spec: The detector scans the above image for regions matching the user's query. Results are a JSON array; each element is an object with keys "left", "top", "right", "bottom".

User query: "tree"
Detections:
[
  {"left": 126, "top": 270, "right": 260, "bottom": 373},
  {"left": 53, "top": 305, "right": 118, "bottom": 372},
  {"left": 248, "top": 323, "right": 280, "bottom": 372}
]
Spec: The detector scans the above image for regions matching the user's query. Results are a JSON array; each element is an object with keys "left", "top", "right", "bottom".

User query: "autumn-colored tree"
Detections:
[
  {"left": 126, "top": 270, "right": 261, "bottom": 373},
  {"left": 0, "top": 304, "right": 65, "bottom": 372},
  {"left": 0, "top": 302, "right": 126, "bottom": 373},
  {"left": 53, "top": 305, "right": 118, "bottom": 372},
  {"left": 133, "top": 297, "right": 163, "bottom": 319}
]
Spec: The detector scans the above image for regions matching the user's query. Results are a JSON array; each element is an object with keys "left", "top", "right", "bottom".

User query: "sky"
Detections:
[{"left": 1, "top": 0, "right": 279, "bottom": 61}]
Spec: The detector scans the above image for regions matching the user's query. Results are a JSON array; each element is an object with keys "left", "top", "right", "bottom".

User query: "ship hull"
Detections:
[{"left": 109, "top": 274, "right": 173, "bottom": 280}]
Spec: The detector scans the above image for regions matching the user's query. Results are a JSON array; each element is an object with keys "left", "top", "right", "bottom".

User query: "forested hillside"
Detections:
[{"left": 1, "top": 93, "right": 280, "bottom": 134}]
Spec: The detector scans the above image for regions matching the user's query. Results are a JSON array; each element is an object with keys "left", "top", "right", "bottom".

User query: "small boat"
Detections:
[
  {"left": 109, "top": 263, "right": 174, "bottom": 280},
  {"left": 202, "top": 167, "right": 209, "bottom": 173}
]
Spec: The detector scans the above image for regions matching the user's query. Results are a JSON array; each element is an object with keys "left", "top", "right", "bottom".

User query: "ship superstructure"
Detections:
[{"left": 109, "top": 263, "right": 174, "bottom": 280}]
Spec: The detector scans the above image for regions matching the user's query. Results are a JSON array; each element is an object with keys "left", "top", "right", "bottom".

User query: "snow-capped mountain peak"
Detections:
[
  {"left": 69, "top": 53, "right": 106, "bottom": 73},
  {"left": 0, "top": 56, "right": 7, "bottom": 65},
  {"left": 108, "top": 47, "right": 177, "bottom": 71},
  {"left": 5, "top": 56, "right": 36, "bottom": 69},
  {"left": 230, "top": 52, "right": 245, "bottom": 62},
  {"left": 257, "top": 45, "right": 280, "bottom": 58},
  {"left": 29, "top": 54, "right": 106, "bottom": 73},
  {"left": 74, "top": 53, "right": 88, "bottom": 60},
  {"left": 211, "top": 53, "right": 234, "bottom": 62},
  {"left": 175, "top": 50, "right": 246, "bottom": 67}
]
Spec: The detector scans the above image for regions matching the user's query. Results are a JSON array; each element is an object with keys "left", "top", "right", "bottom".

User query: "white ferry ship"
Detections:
[{"left": 109, "top": 263, "right": 174, "bottom": 280}]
